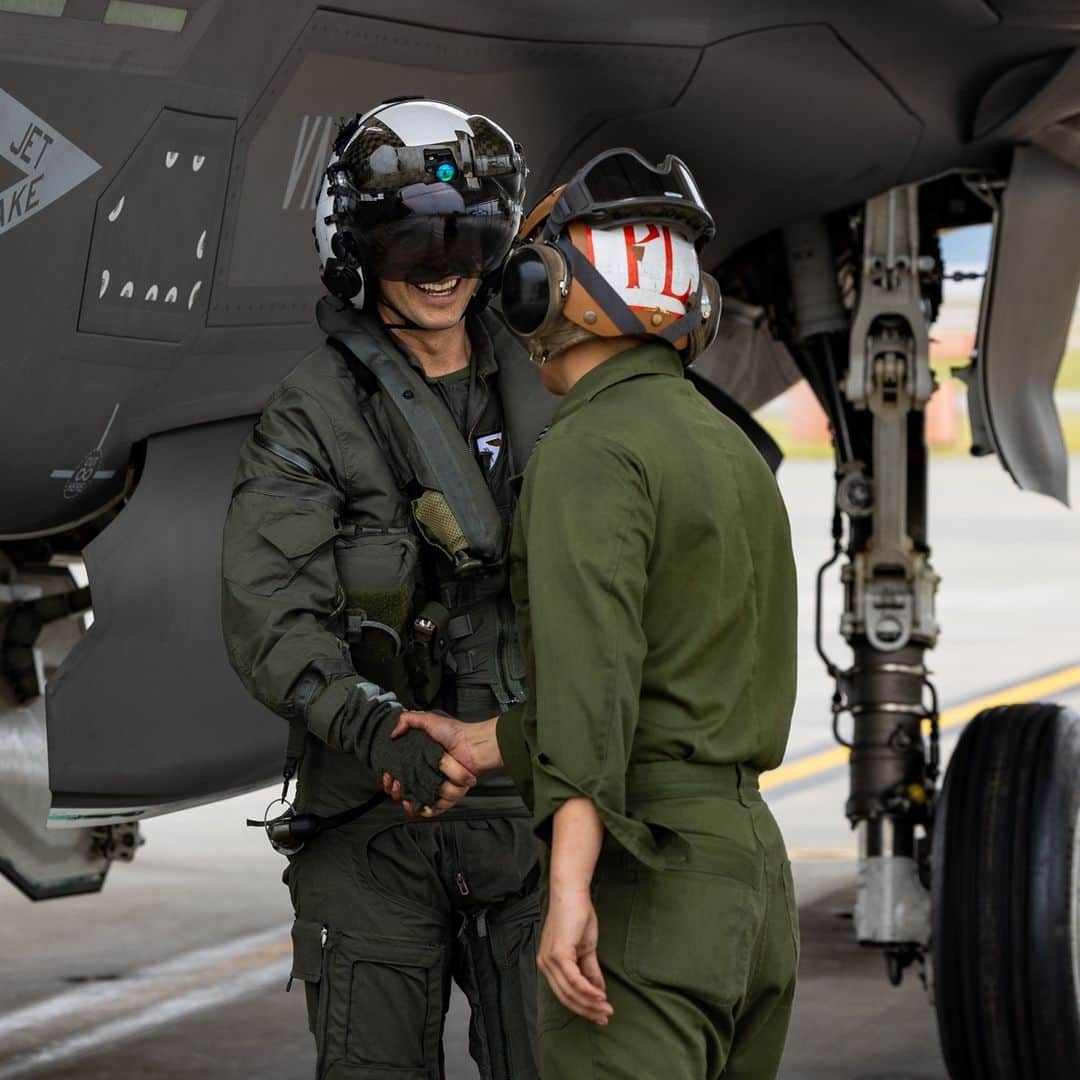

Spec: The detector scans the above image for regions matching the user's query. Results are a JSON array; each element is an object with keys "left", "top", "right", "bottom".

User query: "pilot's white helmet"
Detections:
[{"left": 313, "top": 98, "right": 526, "bottom": 314}]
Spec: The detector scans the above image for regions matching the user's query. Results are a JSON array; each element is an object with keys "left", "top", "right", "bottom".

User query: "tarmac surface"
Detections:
[{"left": 2, "top": 453, "right": 1079, "bottom": 1079}]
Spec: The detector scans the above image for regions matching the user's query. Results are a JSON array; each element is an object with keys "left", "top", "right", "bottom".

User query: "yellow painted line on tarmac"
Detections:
[
  {"left": 760, "top": 661, "right": 1080, "bottom": 793},
  {"left": 788, "top": 848, "right": 858, "bottom": 861}
]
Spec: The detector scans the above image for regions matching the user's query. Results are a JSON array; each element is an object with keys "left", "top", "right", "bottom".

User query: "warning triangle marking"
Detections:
[{"left": 0, "top": 86, "right": 100, "bottom": 235}]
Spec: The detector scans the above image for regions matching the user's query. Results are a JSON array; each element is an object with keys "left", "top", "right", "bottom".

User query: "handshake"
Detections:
[{"left": 377, "top": 711, "right": 503, "bottom": 818}]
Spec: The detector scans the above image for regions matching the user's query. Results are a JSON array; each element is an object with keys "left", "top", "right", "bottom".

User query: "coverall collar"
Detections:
[{"left": 551, "top": 342, "right": 684, "bottom": 426}]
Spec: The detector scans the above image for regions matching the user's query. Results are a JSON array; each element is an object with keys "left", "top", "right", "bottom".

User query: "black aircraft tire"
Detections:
[{"left": 931, "top": 703, "right": 1080, "bottom": 1080}]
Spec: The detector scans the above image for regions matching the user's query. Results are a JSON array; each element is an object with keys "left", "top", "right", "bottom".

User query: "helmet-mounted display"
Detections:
[{"left": 314, "top": 99, "right": 526, "bottom": 316}]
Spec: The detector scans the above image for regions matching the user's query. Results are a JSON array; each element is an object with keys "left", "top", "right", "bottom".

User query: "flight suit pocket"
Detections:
[
  {"left": 487, "top": 890, "right": 542, "bottom": 1075},
  {"left": 289, "top": 918, "right": 325, "bottom": 1036},
  {"left": 224, "top": 502, "right": 340, "bottom": 597},
  {"left": 625, "top": 865, "right": 761, "bottom": 1009},
  {"left": 334, "top": 532, "right": 419, "bottom": 697},
  {"left": 321, "top": 929, "right": 442, "bottom": 1076}
]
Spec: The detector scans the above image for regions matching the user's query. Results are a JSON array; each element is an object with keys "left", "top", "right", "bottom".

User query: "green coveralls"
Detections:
[
  {"left": 497, "top": 343, "right": 800, "bottom": 1080},
  {"left": 222, "top": 299, "right": 554, "bottom": 1080}
]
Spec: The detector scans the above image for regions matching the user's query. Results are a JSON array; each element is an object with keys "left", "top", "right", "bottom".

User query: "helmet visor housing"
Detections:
[{"left": 547, "top": 147, "right": 713, "bottom": 247}]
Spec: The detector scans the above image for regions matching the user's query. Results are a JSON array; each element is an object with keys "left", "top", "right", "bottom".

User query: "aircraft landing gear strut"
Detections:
[
  {"left": 839, "top": 186, "right": 939, "bottom": 974},
  {"left": 786, "top": 186, "right": 940, "bottom": 976},
  {"left": 787, "top": 186, "right": 1080, "bottom": 1077}
]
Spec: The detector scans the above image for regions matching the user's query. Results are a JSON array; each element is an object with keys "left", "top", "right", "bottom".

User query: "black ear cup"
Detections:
[
  {"left": 325, "top": 230, "right": 366, "bottom": 304},
  {"left": 500, "top": 243, "right": 569, "bottom": 337},
  {"left": 501, "top": 248, "right": 553, "bottom": 334},
  {"left": 684, "top": 273, "right": 722, "bottom": 364},
  {"left": 322, "top": 257, "right": 365, "bottom": 304}
]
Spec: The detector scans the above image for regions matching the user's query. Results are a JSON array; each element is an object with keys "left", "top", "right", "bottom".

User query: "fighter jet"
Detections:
[{"left": 1, "top": 2, "right": 1078, "bottom": 1076}]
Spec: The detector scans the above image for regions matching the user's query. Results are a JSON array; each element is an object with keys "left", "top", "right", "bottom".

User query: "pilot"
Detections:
[
  {"left": 220, "top": 98, "right": 554, "bottom": 1079},
  {"left": 392, "top": 149, "right": 800, "bottom": 1078}
]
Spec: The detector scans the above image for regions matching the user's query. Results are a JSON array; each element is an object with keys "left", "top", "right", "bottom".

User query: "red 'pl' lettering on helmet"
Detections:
[
  {"left": 660, "top": 225, "right": 694, "bottom": 306},
  {"left": 622, "top": 223, "right": 661, "bottom": 289}
]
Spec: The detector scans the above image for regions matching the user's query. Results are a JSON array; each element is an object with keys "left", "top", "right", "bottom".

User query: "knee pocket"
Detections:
[
  {"left": 625, "top": 865, "right": 762, "bottom": 1010},
  {"left": 290, "top": 918, "right": 444, "bottom": 1075}
]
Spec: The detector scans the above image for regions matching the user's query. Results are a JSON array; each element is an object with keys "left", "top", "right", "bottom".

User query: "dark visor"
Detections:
[
  {"left": 547, "top": 147, "right": 714, "bottom": 245},
  {"left": 370, "top": 212, "right": 519, "bottom": 284}
]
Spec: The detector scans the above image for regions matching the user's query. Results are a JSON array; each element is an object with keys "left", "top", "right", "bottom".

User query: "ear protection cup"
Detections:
[
  {"left": 321, "top": 258, "right": 364, "bottom": 304},
  {"left": 501, "top": 210, "right": 723, "bottom": 365},
  {"left": 500, "top": 242, "right": 569, "bottom": 338},
  {"left": 683, "top": 273, "right": 722, "bottom": 365},
  {"left": 318, "top": 228, "right": 366, "bottom": 305}
]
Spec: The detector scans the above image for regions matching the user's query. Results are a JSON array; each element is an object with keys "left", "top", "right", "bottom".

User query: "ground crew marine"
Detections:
[
  {"left": 502, "top": 340, "right": 800, "bottom": 1078},
  {"left": 220, "top": 99, "right": 554, "bottom": 1080}
]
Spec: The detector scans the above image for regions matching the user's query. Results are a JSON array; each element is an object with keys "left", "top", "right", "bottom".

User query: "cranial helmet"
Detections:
[
  {"left": 499, "top": 147, "right": 721, "bottom": 364},
  {"left": 314, "top": 98, "right": 526, "bottom": 314}
]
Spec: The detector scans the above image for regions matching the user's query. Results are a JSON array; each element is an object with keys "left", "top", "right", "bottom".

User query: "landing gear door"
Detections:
[
  {"left": 45, "top": 419, "right": 283, "bottom": 827},
  {"left": 972, "top": 145, "right": 1080, "bottom": 506}
]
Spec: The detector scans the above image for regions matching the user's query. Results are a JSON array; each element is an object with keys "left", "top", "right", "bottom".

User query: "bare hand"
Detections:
[
  {"left": 381, "top": 712, "right": 480, "bottom": 818},
  {"left": 537, "top": 886, "right": 613, "bottom": 1025},
  {"left": 394, "top": 712, "right": 502, "bottom": 775}
]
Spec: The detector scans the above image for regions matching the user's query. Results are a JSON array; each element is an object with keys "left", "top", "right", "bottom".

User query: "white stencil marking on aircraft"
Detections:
[
  {"left": 192, "top": 153, "right": 205, "bottom": 172},
  {"left": 283, "top": 114, "right": 333, "bottom": 211},
  {"left": 98, "top": 269, "right": 109, "bottom": 298},
  {"left": 50, "top": 404, "right": 121, "bottom": 500},
  {"left": 0, "top": 87, "right": 100, "bottom": 236},
  {"left": 196, "top": 227, "right": 206, "bottom": 259},
  {"left": 107, "top": 194, "right": 124, "bottom": 222},
  {"left": 120, "top": 280, "right": 133, "bottom": 298},
  {"left": 188, "top": 280, "right": 202, "bottom": 310},
  {"left": 144, "top": 284, "right": 158, "bottom": 301},
  {"left": 304, "top": 116, "right": 333, "bottom": 210},
  {"left": 164, "top": 285, "right": 178, "bottom": 303},
  {"left": 165, "top": 150, "right": 178, "bottom": 168}
]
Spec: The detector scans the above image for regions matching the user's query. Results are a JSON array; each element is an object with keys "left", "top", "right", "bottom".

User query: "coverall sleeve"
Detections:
[
  {"left": 220, "top": 384, "right": 400, "bottom": 756},
  {"left": 513, "top": 431, "right": 655, "bottom": 858}
]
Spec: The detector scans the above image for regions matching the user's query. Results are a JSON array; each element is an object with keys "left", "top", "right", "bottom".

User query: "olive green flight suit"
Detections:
[
  {"left": 222, "top": 298, "right": 555, "bottom": 1080},
  {"left": 497, "top": 343, "right": 800, "bottom": 1079}
]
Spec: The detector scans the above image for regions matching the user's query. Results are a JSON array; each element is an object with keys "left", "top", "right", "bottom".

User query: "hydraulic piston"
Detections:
[
  {"left": 786, "top": 189, "right": 941, "bottom": 977},
  {"left": 842, "top": 186, "right": 939, "bottom": 959}
]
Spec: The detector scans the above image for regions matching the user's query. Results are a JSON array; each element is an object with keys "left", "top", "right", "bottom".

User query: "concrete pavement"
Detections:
[{"left": 2, "top": 454, "right": 1078, "bottom": 1078}]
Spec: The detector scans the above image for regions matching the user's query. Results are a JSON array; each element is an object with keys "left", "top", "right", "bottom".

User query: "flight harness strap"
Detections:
[{"left": 331, "top": 329, "right": 505, "bottom": 567}]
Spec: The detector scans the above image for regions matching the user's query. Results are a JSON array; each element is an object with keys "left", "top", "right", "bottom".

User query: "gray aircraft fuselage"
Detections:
[{"left": 1, "top": 0, "right": 1079, "bottom": 539}]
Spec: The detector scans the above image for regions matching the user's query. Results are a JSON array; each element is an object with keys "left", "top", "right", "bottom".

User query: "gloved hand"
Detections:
[{"left": 368, "top": 711, "right": 446, "bottom": 810}]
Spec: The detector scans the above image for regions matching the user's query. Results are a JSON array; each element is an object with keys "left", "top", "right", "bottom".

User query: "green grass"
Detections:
[
  {"left": 758, "top": 418, "right": 836, "bottom": 460},
  {"left": 765, "top": 339, "right": 1080, "bottom": 460},
  {"left": 764, "top": 379, "right": 1080, "bottom": 461},
  {"left": 932, "top": 348, "right": 1080, "bottom": 390}
]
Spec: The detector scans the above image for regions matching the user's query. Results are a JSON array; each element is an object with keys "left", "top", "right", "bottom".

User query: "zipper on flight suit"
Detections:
[
  {"left": 467, "top": 368, "right": 489, "bottom": 449},
  {"left": 446, "top": 822, "right": 471, "bottom": 897},
  {"left": 314, "top": 925, "right": 334, "bottom": 1077},
  {"left": 465, "top": 368, "right": 522, "bottom": 711}
]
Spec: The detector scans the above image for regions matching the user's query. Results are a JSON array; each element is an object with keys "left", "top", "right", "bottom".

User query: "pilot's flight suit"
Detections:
[
  {"left": 498, "top": 342, "right": 800, "bottom": 1079},
  {"left": 222, "top": 297, "right": 554, "bottom": 1080}
]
